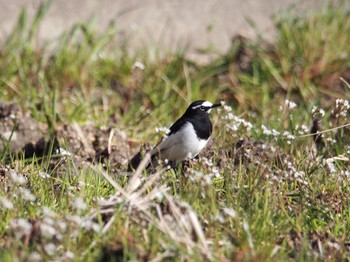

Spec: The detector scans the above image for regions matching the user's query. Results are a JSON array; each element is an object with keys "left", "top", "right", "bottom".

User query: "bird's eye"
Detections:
[{"left": 199, "top": 106, "right": 205, "bottom": 111}]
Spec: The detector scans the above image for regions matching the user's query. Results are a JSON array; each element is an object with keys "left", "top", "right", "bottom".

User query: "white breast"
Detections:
[{"left": 153, "top": 122, "right": 209, "bottom": 162}]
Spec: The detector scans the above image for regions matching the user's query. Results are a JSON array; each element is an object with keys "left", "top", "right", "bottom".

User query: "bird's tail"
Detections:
[{"left": 127, "top": 144, "right": 161, "bottom": 173}]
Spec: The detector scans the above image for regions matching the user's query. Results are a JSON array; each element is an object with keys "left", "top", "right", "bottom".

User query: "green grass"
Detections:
[{"left": 1, "top": 1, "right": 350, "bottom": 261}]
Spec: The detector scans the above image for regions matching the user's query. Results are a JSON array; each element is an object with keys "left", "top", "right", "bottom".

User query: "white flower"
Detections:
[
  {"left": 202, "top": 157, "right": 213, "bottom": 167},
  {"left": 65, "top": 251, "right": 75, "bottom": 260},
  {"left": 57, "top": 220, "right": 68, "bottom": 232},
  {"left": 334, "top": 99, "right": 350, "bottom": 117},
  {"left": 262, "top": 125, "right": 271, "bottom": 135},
  {"left": 56, "top": 147, "right": 72, "bottom": 156},
  {"left": 39, "top": 171, "right": 50, "bottom": 179},
  {"left": 155, "top": 126, "right": 170, "bottom": 134},
  {"left": 10, "top": 218, "right": 32, "bottom": 238},
  {"left": 328, "top": 241, "right": 341, "bottom": 250},
  {"left": 72, "top": 197, "right": 87, "bottom": 211},
  {"left": 213, "top": 213, "right": 225, "bottom": 223},
  {"left": 203, "top": 175, "right": 212, "bottom": 185},
  {"left": 325, "top": 158, "right": 337, "bottom": 174},
  {"left": 285, "top": 99, "right": 297, "bottom": 109},
  {"left": 40, "top": 223, "right": 57, "bottom": 239},
  {"left": 223, "top": 105, "right": 232, "bottom": 112},
  {"left": 44, "top": 243, "right": 57, "bottom": 256},
  {"left": 42, "top": 206, "right": 56, "bottom": 218},
  {"left": 298, "top": 124, "right": 309, "bottom": 134},
  {"left": 42, "top": 217, "right": 55, "bottom": 226},
  {"left": 1, "top": 197, "right": 14, "bottom": 209},
  {"left": 67, "top": 215, "right": 83, "bottom": 224},
  {"left": 19, "top": 188, "right": 36, "bottom": 202},
  {"left": 7, "top": 171, "right": 26, "bottom": 185},
  {"left": 131, "top": 61, "right": 145, "bottom": 70},
  {"left": 223, "top": 207, "right": 237, "bottom": 218},
  {"left": 283, "top": 131, "right": 295, "bottom": 140},
  {"left": 81, "top": 219, "right": 101, "bottom": 232},
  {"left": 225, "top": 114, "right": 253, "bottom": 132},
  {"left": 271, "top": 129, "right": 280, "bottom": 136},
  {"left": 27, "top": 252, "right": 42, "bottom": 262},
  {"left": 312, "top": 105, "right": 325, "bottom": 117}
]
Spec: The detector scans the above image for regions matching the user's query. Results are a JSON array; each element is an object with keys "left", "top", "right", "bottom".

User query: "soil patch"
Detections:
[{"left": 0, "top": 102, "right": 130, "bottom": 173}]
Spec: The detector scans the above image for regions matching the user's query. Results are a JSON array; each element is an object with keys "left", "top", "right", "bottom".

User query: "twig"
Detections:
[
  {"left": 126, "top": 152, "right": 151, "bottom": 193},
  {"left": 297, "top": 122, "right": 350, "bottom": 138},
  {"left": 107, "top": 128, "right": 115, "bottom": 155}
]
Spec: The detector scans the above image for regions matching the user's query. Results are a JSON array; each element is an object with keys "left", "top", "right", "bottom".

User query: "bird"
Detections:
[{"left": 128, "top": 100, "right": 222, "bottom": 172}]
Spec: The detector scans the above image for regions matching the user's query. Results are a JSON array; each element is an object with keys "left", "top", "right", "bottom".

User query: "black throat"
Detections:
[
  {"left": 188, "top": 115, "right": 212, "bottom": 140},
  {"left": 169, "top": 112, "right": 212, "bottom": 140}
]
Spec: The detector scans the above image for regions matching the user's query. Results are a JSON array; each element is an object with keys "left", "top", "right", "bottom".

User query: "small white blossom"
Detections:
[
  {"left": 262, "top": 125, "right": 271, "bottom": 135},
  {"left": 56, "top": 148, "right": 72, "bottom": 156},
  {"left": 40, "top": 223, "right": 57, "bottom": 239},
  {"left": 42, "top": 217, "right": 55, "bottom": 226},
  {"left": 202, "top": 157, "right": 213, "bottom": 167},
  {"left": 272, "top": 129, "right": 280, "bottom": 136},
  {"left": 42, "top": 206, "right": 56, "bottom": 218},
  {"left": 81, "top": 220, "right": 101, "bottom": 232},
  {"left": 67, "top": 214, "right": 82, "bottom": 224},
  {"left": 203, "top": 175, "right": 212, "bottom": 185},
  {"left": 131, "top": 61, "right": 145, "bottom": 70},
  {"left": 7, "top": 171, "right": 27, "bottom": 185},
  {"left": 312, "top": 105, "right": 325, "bottom": 117},
  {"left": 27, "top": 252, "right": 42, "bottom": 262},
  {"left": 224, "top": 113, "right": 253, "bottom": 133},
  {"left": 44, "top": 243, "right": 57, "bottom": 256},
  {"left": 213, "top": 213, "right": 225, "bottom": 223},
  {"left": 297, "top": 124, "right": 309, "bottom": 135},
  {"left": 1, "top": 197, "right": 14, "bottom": 209},
  {"left": 10, "top": 218, "right": 32, "bottom": 238},
  {"left": 285, "top": 99, "right": 297, "bottom": 110},
  {"left": 72, "top": 197, "right": 87, "bottom": 211},
  {"left": 283, "top": 131, "right": 295, "bottom": 140},
  {"left": 334, "top": 99, "right": 350, "bottom": 117},
  {"left": 155, "top": 126, "right": 170, "bottom": 134},
  {"left": 324, "top": 158, "right": 337, "bottom": 174},
  {"left": 57, "top": 220, "right": 68, "bottom": 232},
  {"left": 39, "top": 171, "right": 51, "bottom": 179},
  {"left": 328, "top": 241, "right": 341, "bottom": 250},
  {"left": 326, "top": 137, "right": 336, "bottom": 144},
  {"left": 223, "top": 207, "right": 237, "bottom": 218},
  {"left": 223, "top": 105, "right": 232, "bottom": 112},
  {"left": 19, "top": 188, "right": 36, "bottom": 202},
  {"left": 64, "top": 251, "right": 75, "bottom": 260}
]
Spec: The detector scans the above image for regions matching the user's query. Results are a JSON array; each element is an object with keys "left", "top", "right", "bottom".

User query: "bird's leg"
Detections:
[
  {"left": 169, "top": 160, "right": 178, "bottom": 170},
  {"left": 172, "top": 161, "right": 189, "bottom": 176}
]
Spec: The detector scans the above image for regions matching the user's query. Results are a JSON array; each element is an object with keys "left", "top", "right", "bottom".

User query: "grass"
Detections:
[{"left": 0, "top": 1, "right": 350, "bottom": 261}]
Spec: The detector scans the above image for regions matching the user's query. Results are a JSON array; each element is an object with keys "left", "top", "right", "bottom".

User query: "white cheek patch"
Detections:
[
  {"left": 191, "top": 101, "right": 213, "bottom": 110},
  {"left": 201, "top": 101, "right": 213, "bottom": 107}
]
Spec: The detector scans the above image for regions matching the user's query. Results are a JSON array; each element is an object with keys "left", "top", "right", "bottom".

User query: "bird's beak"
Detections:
[{"left": 210, "top": 102, "right": 222, "bottom": 109}]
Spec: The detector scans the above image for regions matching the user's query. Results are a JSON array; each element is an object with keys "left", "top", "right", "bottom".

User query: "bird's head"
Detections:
[{"left": 186, "top": 100, "right": 222, "bottom": 115}]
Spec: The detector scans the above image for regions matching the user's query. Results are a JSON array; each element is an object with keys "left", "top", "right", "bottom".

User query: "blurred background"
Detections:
[{"left": 0, "top": 0, "right": 320, "bottom": 61}]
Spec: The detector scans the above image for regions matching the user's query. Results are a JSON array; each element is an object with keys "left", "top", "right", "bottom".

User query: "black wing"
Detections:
[{"left": 168, "top": 117, "right": 189, "bottom": 135}]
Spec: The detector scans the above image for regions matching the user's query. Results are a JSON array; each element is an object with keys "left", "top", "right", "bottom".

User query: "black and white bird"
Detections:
[{"left": 128, "top": 100, "right": 222, "bottom": 172}]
